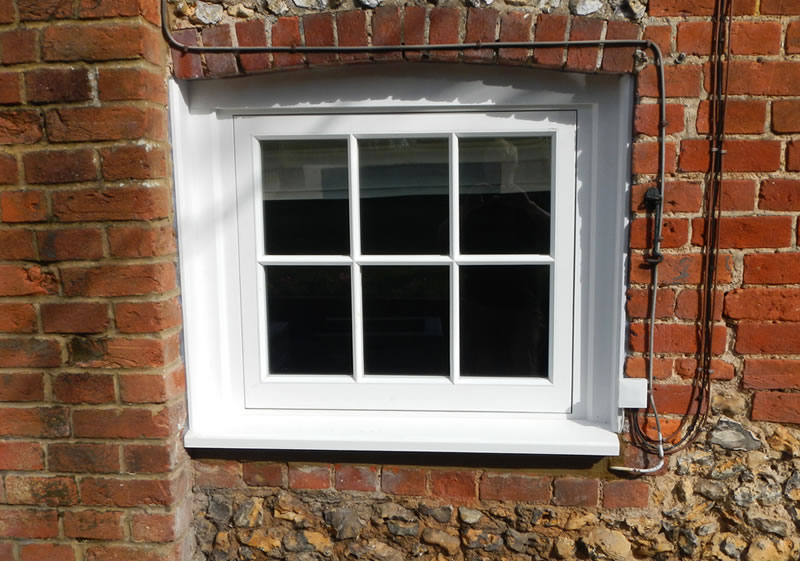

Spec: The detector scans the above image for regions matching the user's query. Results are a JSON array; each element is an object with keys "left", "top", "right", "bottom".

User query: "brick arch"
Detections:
[{"left": 169, "top": 9, "right": 642, "bottom": 81}]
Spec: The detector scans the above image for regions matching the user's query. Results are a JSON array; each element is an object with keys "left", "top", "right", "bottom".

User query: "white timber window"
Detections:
[{"left": 170, "top": 63, "right": 643, "bottom": 455}]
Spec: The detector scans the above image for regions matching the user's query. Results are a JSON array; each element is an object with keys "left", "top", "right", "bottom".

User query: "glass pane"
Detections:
[
  {"left": 266, "top": 266, "right": 353, "bottom": 374},
  {"left": 261, "top": 139, "right": 349, "bottom": 255},
  {"left": 359, "top": 138, "right": 449, "bottom": 255},
  {"left": 363, "top": 266, "right": 449, "bottom": 375},
  {"left": 459, "top": 137, "right": 552, "bottom": 255},
  {"left": 460, "top": 266, "right": 549, "bottom": 377}
]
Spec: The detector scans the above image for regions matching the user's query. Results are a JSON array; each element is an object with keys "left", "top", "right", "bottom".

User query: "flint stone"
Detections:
[
  {"left": 678, "top": 528, "right": 699, "bottom": 556},
  {"left": 325, "top": 508, "right": 363, "bottom": 540},
  {"left": 768, "top": 426, "right": 800, "bottom": 456},
  {"left": 721, "top": 535, "right": 747, "bottom": 559},
  {"left": 422, "top": 528, "right": 461, "bottom": 555},
  {"left": 751, "top": 517, "right": 789, "bottom": 537},
  {"left": 459, "top": 507, "right": 483, "bottom": 525},
  {"left": 696, "top": 479, "right": 727, "bottom": 501},
  {"left": 553, "top": 536, "right": 575, "bottom": 559},
  {"left": 386, "top": 520, "right": 419, "bottom": 537},
  {"left": 785, "top": 471, "right": 800, "bottom": 501},
  {"left": 264, "top": 0, "right": 289, "bottom": 13},
  {"left": 208, "top": 499, "right": 233, "bottom": 524},
  {"left": 710, "top": 419, "right": 761, "bottom": 451},
  {"left": 583, "top": 528, "right": 632, "bottom": 561},
  {"left": 234, "top": 499, "right": 263, "bottom": 528},
  {"left": 505, "top": 528, "right": 530, "bottom": 553},
  {"left": 293, "top": 0, "right": 327, "bottom": 9},
  {"left": 379, "top": 503, "right": 416, "bottom": 522},
  {"left": 570, "top": 0, "right": 603, "bottom": 15},
  {"left": 462, "top": 529, "right": 503, "bottom": 551},
  {"left": 368, "top": 541, "right": 404, "bottom": 561},
  {"left": 227, "top": 4, "right": 255, "bottom": 16},
  {"left": 239, "top": 529, "right": 281, "bottom": 554},
  {"left": 625, "top": 0, "right": 646, "bottom": 18},
  {"left": 746, "top": 537, "right": 794, "bottom": 561},
  {"left": 734, "top": 487, "right": 754, "bottom": 507},
  {"left": 420, "top": 504, "right": 453, "bottom": 523},
  {"left": 284, "top": 532, "right": 313, "bottom": 553},
  {"left": 193, "top": 1, "right": 224, "bottom": 23}
]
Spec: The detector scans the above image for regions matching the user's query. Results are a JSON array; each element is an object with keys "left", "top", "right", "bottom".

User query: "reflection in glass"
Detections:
[
  {"left": 363, "top": 266, "right": 449, "bottom": 375},
  {"left": 266, "top": 266, "right": 353, "bottom": 374},
  {"left": 460, "top": 266, "right": 549, "bottom": 377},
  {"left": 460, "top": 137, "right": 552, "bottom": 255},
  {"left": 359, "top": 138, "right": 449, "bottom": 255},
  {"left": 261, "top": 139, "right": 349, "bottom": 255}
]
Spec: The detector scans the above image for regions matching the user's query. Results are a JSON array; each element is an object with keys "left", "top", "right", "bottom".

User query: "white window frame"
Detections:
[{"left": 170, "top": 63, "right": 642, "bottom": 455}]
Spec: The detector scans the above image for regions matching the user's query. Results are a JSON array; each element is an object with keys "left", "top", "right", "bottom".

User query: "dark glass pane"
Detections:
[
  {"left": 266, "top": 266, "right": 353, "bottom": 374},
  {"left": 261, "top": 139, "right": 349, "bottom": 255},
  {"left": 460, "top": 266, "right": 549, "bottom": 377},
  {"left": 363, "top": 266, "right": 449, "bottom": 375},
  {"left": 359, "top": 138, "right": 449, "bottom": 255},
  {"left": 459, "top": 137, "right": 552, "bottom": 254}
]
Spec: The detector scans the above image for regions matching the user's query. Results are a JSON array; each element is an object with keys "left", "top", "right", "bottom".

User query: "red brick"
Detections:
[
  {"left": 61, "top": 263, "right": 175, "bottom": 297},
  {"left": 1, "top": 30, "right": 37, "bottom": 65},
  {"left": 73, "top": 405, "right": 179, "bottom": 439},
  {"left": 24, "top": 149, "right": 96, "bottom": 184},
  {"left": 761, "top": 0, "right": 800, "bottom": 14},
  {"left": 0, "top": 152, "right": 16, "bottom": 183},
  {"left": 272, "top": 17, "right": 302, "bottom": 68},
  {"left": 0, "top": 543, "right": 12, "bottom": 561},
  {"left": 630, "top": 253, "right": 735, "bottom": 285},
  {"left": 100, "top": 145, "right": 167, "bottom": 180},
  {"left": 5, "top": 475, "right": 78, "bottom": 506},
  {"left": 674, "top": 358, "right": 734, "bottom": 381},
  {"left": 80, "top": 476, "right": 181, "bottom": 507},
  {"left": 651, "top": 0, "right": 756, "bottom": 15},
  {"left": 78, "top": 0, "right": 159, "bottom": 24},
  {"left": 788, "top": 22, "right": 800, "bottom": 54},
  {"left": 431, "top": 470, "right": 476, "bottom": 501},
  {"left": 642, "top": 26, "right": 671, "bottom": 57},
  {"left": 371, "top": 7, "right": 401, "bottom": 61},
  {"left": 730, "top": 21, "right": 781, "bottom": 55},
  {"left": 675, "top": 289, "right": 723, "bottom": 321},
  {"left": 464, "top": 8, "right": 497, "bottom": 62},
  {"left": 403, "top": 6, "right": 426, "bottom": 61},
  {"left": 630, "top": 217, "right": 688, "bottom": 249},
  {"left": 119, "top": 369, "right": 185, "bottom": 404},
  {"left": 533, "top": 14, "right": 567, "bottom": 67},
  {"left": 632, "top": 141, "right": 677, "bottom": 175},
  {"left": 0, "top": 509, "right": 59, "bottom": 538},
  {"left": 0, "top": 110, "right": 42, "bottom": 144},
  {"left": 634, "top": 103, "right": 684, "bottom": 137},
  {"left": 37, "top": 228, "right": 104, "bottom": 261},
  {"left": 85, "top": 545, "right": 180, "bottom": 561},
  {"left": 131, "top": 508, "right": 189, "bottom": 543},
  {"left": 727, "top": 288, "right": 800, "bottom": 322},
  {"left": 603, "top": 480, "right": 649, "bottom": 508},
  {"left": 170, "top": 29, "right": 202, "bottom": 80},
  {"left": 0, "top": 71, "right": 21, "bottom": 105},
  {"left": 195, "top": 459, "right": 243, "bottom": 488},
  {"left": 638, "top": 65, "right": 702, "bottom": 98},
  {"left": 243, "top": 462, "right": 286, "bottom": 487},
  {"left": 652, "top": 384, "right": 708, "bottom": 415},
  {"left": 759, "top": 179, "right": 800, "bottom": 211},
  {"left": 631, "top": 181, "right": 702, "bottom": 214},
  {"left": 304, "top": 13, "right": 335, "bottom": 65},
  {"left": 745, "top": 253, "right": 800, "bottom": 284},
  {"left": 0, "top": 372, "right": 43, "bottom": 401},
  {"left": 25, "top": 69, "right": 90, "bottom": 104},
  {"left": 1, "top": 190, "right": 47, "bottom": 222},
  {"left": 772, "top": 100, "right": 800, "bottom": 134},
  {"left": 553, "top": 478, "right": 598, "bottom": 506},
  {"left": 336, "top": 10, "right": 368, "bottom": 62},
  {"left": 53, "top": 186, "right": 169, "bottom": 222},
  {"left": 334, "top": 464, "right": 378, "bottom": 491},
  {"left": 45, "top": 106, "right": 162, "bottom": 143},
  {"left": 429, "top": 7, "right": 463, "bottom": 62},
  {"left": 0, "top": 339, "right": 62, "bottom": 368},
  {"left": 565, "top": 17, "right": 602, "bottom": 72},
  {"left": 53, "top": 373, "right": 115, "bottom": 404},
  {"left": 68, "top": 335, "right": 180, "bottom": 369},
  {"left": 201, "top": 25, "right": 238, "bottom": 77},
  {"left": 64, "top": 510, "right": 124, "bottom": 540},
  {"left": 124, "top": 444, "right": 174, "bottom": 474},
  {"left": 692, "top": 216, "right": 792, "bottom": 249},
  {"left": 737, "top": 322, "right": 800, "bottom": 354},
  {"left": 676, "top": 21, "right": 711, "bottom": 55},
  {"left": 725, "top": 61, "right": 800, "bottom": 96},
  {"left": 0, "top": 229, "right": 35, "bottom": 260},
  {"left": 720, "top": 179, "right": 756, "bottom": 211},
  {"left": 115, "top": 299, "right": 181, "bottom": 334},
  {"left": 107, "top": 225, "right": 176, "bottom": 258},
  {"left": 624, "top": 356, "right": 672, "bottom": 379},
  {"left": 289, "top": 464, "right": 331, "bottom": 489},
  {"left": 697, "top": 100, "right": 766, "bottom": 135},
  {"left": 629, "top": 323, "right": 726, "bottom": 354},
  {"left": 20, "top": 0, "right": 72, "bottom": 20},
  {"left": 97, "top": 68, "right": 166, "bottom": 103},
  {"left": 235, "top": 20, "right": 270, "bottom": 72},
  {"left": 498, "top": 12, "right": 531, "bottom": 63},
  {"left": 744, "top": 360, "right": 800, "bottom": 390},
  {"left": 790, "top": 141, "right": 800, "bottom": 171},
  {"left": 43, "top": 24, "right": 161, "bottom": 64},
  {"left": 20, "top": 544, "right": 75, "bottom": 561},
  {"left": 752, "top": 392, "right": 800, "bottom": 423},
  {"left": 0, "top": 441, "right": 44, "bottom": 470},
  {"left": 626, "top": 287, "right": 675, "bottom": 319},
  {"left": 680, "top": 140, "right": 781, "bottom": 173},
  {"left": 48, "top": 442, "right": 121, "bottom": 473},
  {"left": 0, "top": 265, "right": 56, "bottom": 296},
  {"left": 479, "top": 473, "right": 550, "bottom": 503},
  {"left": 602, "top": 20, "right": 639, "bottom": 73},
  {"left": 0, "top": 303, "right": 37, "bottom": 333},
  {"left": 381, "top": 466, "right": 426, "bottom": 496},
  {"left": 42, "top": 302, "right": 108, "bottom": 334}
]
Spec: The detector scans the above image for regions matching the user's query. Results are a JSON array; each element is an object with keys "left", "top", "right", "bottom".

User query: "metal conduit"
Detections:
[{"left": 161, "top": 0, "right": 669, "bottom": 474}]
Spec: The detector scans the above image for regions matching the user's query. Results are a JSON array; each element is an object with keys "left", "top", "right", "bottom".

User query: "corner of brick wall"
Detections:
[{"left": 0, "top": 1, "right": 190, "bottom": 560}]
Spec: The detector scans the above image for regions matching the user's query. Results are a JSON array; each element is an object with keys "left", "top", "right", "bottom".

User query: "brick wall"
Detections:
[{"left": 3, "top": 0, "right": 800, "bottom": 559}]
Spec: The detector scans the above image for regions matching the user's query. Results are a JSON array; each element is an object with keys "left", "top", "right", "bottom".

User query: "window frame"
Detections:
[{"left": 170, "top": 63, "right": 642, "bottom": 455}]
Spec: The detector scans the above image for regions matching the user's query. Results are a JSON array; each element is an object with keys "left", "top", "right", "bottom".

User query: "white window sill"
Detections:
[{"left": 184, "top": 414, "right": 619, "bottom": 455}]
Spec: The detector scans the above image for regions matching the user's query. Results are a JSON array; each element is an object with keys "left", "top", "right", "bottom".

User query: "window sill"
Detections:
[{"left": 184, "top": 414, "right": 620, "bottom": 455}]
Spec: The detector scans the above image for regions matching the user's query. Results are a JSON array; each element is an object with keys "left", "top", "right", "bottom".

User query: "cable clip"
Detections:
[
  {"left": 711, "top": 147, "right": 727, "bottom": 154},
  {"left": 643, "top": 187, "right": 662, "bottom": 211},
  {"left": 644, "top": 250, "right": 663, "bottom": 265}
]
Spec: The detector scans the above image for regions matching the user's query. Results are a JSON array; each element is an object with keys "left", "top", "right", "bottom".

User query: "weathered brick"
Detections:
[
  {"left": 5, "top": 475, "right": 78, "bottom": 506},
  {"left": 201, "top": 25, "right": 238, "bottom": 77},
  {"left": 37, "top": 228, "right": 104, "bottom": 261},
  {"left": 0, "top": 303, "right": 37, "bottom": 333},
  {"left": 643, "top": 26, "right": 671, "bottom": 56},
  {"left": 53, "top": 373, "right": 115, "bottom": 404},
  {"left": 288, "top": 464, "right": 331, "bottom": 489},
  {"left": 195, "top": 459, "right": 243, "bottom": 488},
  {"left": 759, "top": 179, "right": 800, "bottom": 211},
  {"left": 730, "top": 21, "right": 781, "bottom": 55},
  {"left": 25, "top": 69, "right": 90, "bottom": 104},
  {"left": 107, "top": 224, "right": 176, "bottom": 258},
  {"left": 626, "top": 287, "right": 675, "bottom": 319},
  {"left": 651, "top": 0, "right": 755, "bottom": 15},
  {"left": 78, "top": 0, "right": 160, "bottom": 24},
  {"left": 48, "top": 442, "right": 121, "bottom": 473},
  {"left": 20, "top": 544, "right": 75, "bottom": 561},
  {"left": 602, "top": 20, "right": 638, "bottom": 73},
  {"left": 431, "top": 470, "right": 476, "bottom": 500},
  {"left": 1, "top": 30, "right": 38, "bottom": 65},
  {"left": 752, "top": 392, "right": 800, "bottom": 423},
  {"left": 271, "top": 17, "right": 302, "bottom": 68},
  {"left": 789, "top": 141, "right": 800, "bottom": 171},
  {"left": 429, "top": 7, "right": 461, "bottom": 61},
  {"left": 131, "top": 508, "right": 190, "bottom": 543},
  {"left": 170, "top": 29, "right": 202, "bottom": 80},
  {"left": 73, "top": 405, "right": 180, "bottom": 439},
  {"left": 0, "top": 190, "right": 47, "bottom": 222},
  {"left": 553, "top": 478, "right": 598, "bottom": 506},
  {"left": 761, "top": 0, "right": 800, "bottom": 14},
  {"left": 736, "top": 323, "right": 800, "bottom": 354},
  {"left": 85, "top": 544, "right": 180, "bottom": 561},
  {"left": 464, "top": 8, "right": 497, "bottom": 62},
  {"left": 42, "top": 24, "right": 161, "bottom": 64},
  {"left": 0, "top": 441, "right": 44, "bottom": 471},
  {"left": 24, "top": 149, "right": 96, "bottom": 184},
  {"left": 745, "top": 253, "right": 800, "bottom": 284},
  {"left": 629, "top": 323, "right": 726, "bottom": 354},
  {"left": 696, "top": 100, "right": 766, "bottom": 134},
  {"left": 674, "top": 358, "right": 734, "bottom": 381},
  {"left": 235, "top": 20, "right": 270, "bottom": 71},
  {"left": 97, "top": 68, "right": 166, "bottom": 103},
  {"left": 119, "top": 368, "right": 185, "bottom": 403},
  {"left": 674, "top": 288, "right": 723, "bottom": 321},
  {"left": 63, "top": 510, "right": 124, "bottom": 540},
  {"left": 41, "top": 302, "right": 108, "bottom": 334},
  {"left": 772, "top": 100, "right": 800, "bottom": 134},
  {"left": 566, "top": 17, "right": 603, "bottom": 72},
  {"left": 0, "top": 265, "right": 56, "bottom": 296},
  {"left": 0, "top": 372, "right": 43, "bottom": 401},
  {"left": 382, "top": 466, "right": 426, "bottom": 496},
  {"left": 53, "top": 186, "right": 169, "bottom": 221},
  {"left": 676, "top": 21, "right": 711, "bottom": 55},
  {"left": 603, "top": 480, "right": 649, "bottom": 508},
  {"left": 632, "top": 141, "right": 677, "bottom": 174},
  {"left": 479, "top": 473, "right": 550, "bottom": 503},
  {"left": 532, "top": 14, "right": 567, "bottom": 67},
  {"left": 634, "top": 103, "right": 684, "bottom": 136},
  {"left": 631, "top": 181, "right": 702, "bottom": 214},
  {"left": 680, "top": 140, "right": 781, "bottom": 173},
  {"left": 0, "top": 339, "right": 62, "bottom": 368},
  {"left": 725, "top": 61, "right": 800, "bottom": 96},
  {"left": 638, "top": 65, "right": 702, "bottom": 98},
  {"left": 498, "top": 12, "right": 531, "bottom": 62},
  {"left": 744, "top": 360, "right": 800, "bottom": 390},
  {"left": 0, "top": 71, "right": 21, "bottom": 105},
  {"left": 372, "top": 7, "right": 402, "bottom": 61},
  {"left": 80, "top": 476, "right": 180, "bottom": 507},
  {"left": 303, "top": 13, "right": 335, "bottom": 65},
  {"left": 652, "top": 384, "right": 708, "bottom": 415},
  {"left": 20, "top": 0, "right": 72, "bottom": 21},
  {"left": 335, "top": 10, "right": 368, "bottom": 62},
  {"left": 68, "top": 335, "right": 180, "bottom": 369},
  {"left": 629, "top": 217, "right": 688, "bottom": 249},
  {"left": 124, "top": 443, "right": 174, "bottom": 474},
  {"left": 61, "top": 263, "right": 176, "bottom": 297},
  {"left": 720, "top": 179, "right": 756, "bottom": 211},
  {"left": 115, "top": 298, "right": 181, "bottom": 333},
  {"left": 0, "top": 152, "right": 17, "bottom": 183},
  {"left": 691, "top": 216, "right": 793, "bottom": 249},
  {"left": 243, "top": 462, "right": 286, "bottom": 487},
  {"left": 45, "top": 106, "right": 162, "bottom": 142},
  {"left": 0, "top": 509, "right": 59, "bottom": 538},
  {"left": 335, "top": 464, "right": 378, "bottom": 491},
  {"left": 0, "top": 110, "right": 43, "bottom": 144},
  {"left": 788, "top": 21, "right": 800, "bottom": 54}
]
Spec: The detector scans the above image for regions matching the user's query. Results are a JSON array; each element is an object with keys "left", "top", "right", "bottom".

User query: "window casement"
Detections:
[{"left": 171, "top": 63, "right": 644, "bottom": 455}]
